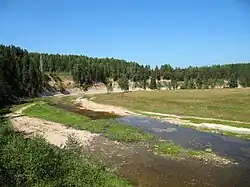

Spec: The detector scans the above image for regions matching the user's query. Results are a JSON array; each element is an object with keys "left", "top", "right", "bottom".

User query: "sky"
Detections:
[{"left": 0, "top": 0, "right": 250, "bottom": 68}]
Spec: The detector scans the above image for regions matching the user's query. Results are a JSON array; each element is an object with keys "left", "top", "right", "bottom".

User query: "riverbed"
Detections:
[{"left": 51, "top": 102, "right": 250, "bottom": 187}]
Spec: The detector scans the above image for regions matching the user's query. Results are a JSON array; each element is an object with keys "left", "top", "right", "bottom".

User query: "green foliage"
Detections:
[
  {"left": 228, "top": 73, "right": 238, "bottom": 88},
  {"left": 23, "top": 102, "right": 90, "bottom": 125},
  {"left": 195, "top": 74, "right": 202, "bottom": 89},
  {"left": 155, "top": 141, "right": 181, "bottom": 155},
  {"left": 239, "top": 76, "right": 247, "bottom": 88},
  {"left": 0, "top": 118, "right": 132, "bottom": 187},
  {"left": 187, "top": 78, "right": 195, "bottom": 89},
  {"left": 1, "top": 44, "right": 250, "bottom": 104},
  {"left": 105, "top": 79, "right": 113, "bottom": 93},
  {"left": 149, "top": 72, "right": 157, "bottom": 90},
  {"left": 0, "top": 45, "right": 43, "bottom": 106},
  {"left": 118, "top": 75, "right": 129, "bottom": 91},
  {"left": 156, "top": 82, "right": 163, "bottom": 90},
  {"left": 182, "top": 75, "right": 189, "bottom": 89}
]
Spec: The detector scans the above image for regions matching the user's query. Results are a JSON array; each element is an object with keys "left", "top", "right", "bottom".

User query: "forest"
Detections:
[{"left": 1, "top": 44, "right": 250, "bottom": 106}]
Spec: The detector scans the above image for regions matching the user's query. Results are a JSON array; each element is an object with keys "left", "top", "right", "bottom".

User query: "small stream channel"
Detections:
[
  {"left": 118, "top": 116, "right": 250, "bottom": 164},
  {"left": 52, "top": 103, "right": 250, "bottom": 187}
]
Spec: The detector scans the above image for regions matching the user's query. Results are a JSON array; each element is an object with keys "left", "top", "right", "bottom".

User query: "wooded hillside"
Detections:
[{"left": 1, "top": 44, "right": 250, "bottom": 105}]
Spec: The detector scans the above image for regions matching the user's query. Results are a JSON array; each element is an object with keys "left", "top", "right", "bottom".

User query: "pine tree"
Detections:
[
  {"left": 228, "top": 73, "right": 238, "bottom": 88},
  {"left": 150, "top": 72, "right": 157, "bottom": 90},
  {"left": 196, "top": 74, "right": 202, "bottom": 89}
]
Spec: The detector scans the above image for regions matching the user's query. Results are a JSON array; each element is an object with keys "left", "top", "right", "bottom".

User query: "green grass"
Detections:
[
  {"left": 0, "top": 117, "right": 132, "bottom": 187},
  {"left": 154, "top": 141, "right": 222, "bottom": 162},
  {"left": 34, "top": 95, "right": 78, "bottom": 105},
  {"left": 11, "top": 102, "right": 33, "bottom": 112},
  {"left": 23, "top": 102, "right": 153, "bottom": 142},
  {"left": 182, "top": 117, "right": 250, "bottom": 129},
  {"left": 23, "top": 102, "right": 90, "bottom": 124},
  {"left": 154, "top": 141, "right": 181, "bottom": 155},
  {"left": 154, "top": 141, "right": 210, "bottom": 158},
  {"left": 92, "top": 89, "right": 250, "bottom": 122}
]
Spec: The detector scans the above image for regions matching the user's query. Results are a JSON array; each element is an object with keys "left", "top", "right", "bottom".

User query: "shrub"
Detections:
[{"left": 0, "top": 118, "right": 132, "bottom": 187}]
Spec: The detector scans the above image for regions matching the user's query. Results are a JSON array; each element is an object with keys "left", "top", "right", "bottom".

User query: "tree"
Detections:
[
  {"left": 239, "top": 76, "right": 247, "bottom": 88},
  {"left": 228, "top": 73, "right": 238, "bottom": 88},
  {"left": 155, "top": 66, "right": 161, "bottom": 81},
  {"left": 105, "top": 79, "right": 113, "bottom": 93},
  {"left": 118, "top": 75, "right": 129, "bottom": 91},
  {"left": 171, "top": 79, "right": 178, "bottom": 90},
  {"left": 143, "top": 73, "right": 147, "bottom": 90},
  {"left": 150, "top": 72, "right": 157, "bottom": 90},
  {"left": 182, "top": 75, "right": 189, "bottom": 89},
  {"left": 187, "top": 78, "right": 195, "bottom": 89},
  {"left": 157, "top": 82, "right": 162, "bottom": 90},
  {"left": 195, "top": 74, "right": 202, "bottom": 89},
  {"left": 202, "top": 79, "right": 209, "bottom": 89}
]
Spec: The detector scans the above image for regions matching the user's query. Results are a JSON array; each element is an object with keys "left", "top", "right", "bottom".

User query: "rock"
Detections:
[{"left": 205, "top": 148, "right": 212, "bottom": 153}]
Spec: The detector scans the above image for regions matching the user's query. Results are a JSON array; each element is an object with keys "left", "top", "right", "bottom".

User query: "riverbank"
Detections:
[
  {"left": 71, "top": 96, "right": 250, "bottom": 139},
  {"left": 8, "top": 97, "right": 250, "bottom": 186}
]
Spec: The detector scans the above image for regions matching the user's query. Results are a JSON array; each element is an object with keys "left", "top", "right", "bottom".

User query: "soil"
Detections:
[{"left": 74, "top": 98, "right": 136, "bottom": 116}]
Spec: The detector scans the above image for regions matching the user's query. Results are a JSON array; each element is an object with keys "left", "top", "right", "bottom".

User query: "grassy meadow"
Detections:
[{"left": 92, "top": 88, "right": 250, "bottom": 123}]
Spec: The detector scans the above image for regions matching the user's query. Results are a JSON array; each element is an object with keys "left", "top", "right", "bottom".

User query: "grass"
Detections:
[
  {"left": 11, "top": 102, "right": 33, "bottom": 112},
  {"left": 23, "top": 102, "right": 153, "bottom": 142},
  {"left": 155, "top": 141, "right": 207, "bottom": 158},
  {"left": 0, "top": 117, "right": 132, "bottom": 187},
  {"left": 92, "top": 88, "right": 250, "bottom": 122},
  {"left": 23, "top": 102, "right": 90, "bottom": 124},
  {"left": 154, "top": 141, "right": 224, "bottom": 163},
  {"left": 34, "top": 95, "right": 78, "bottom": 105},
  {"left": 154, "top": 141, "right": 181, "bottom": 155},
  {"left": 182, "top": 117, "right": 250, "bottom": 129}
]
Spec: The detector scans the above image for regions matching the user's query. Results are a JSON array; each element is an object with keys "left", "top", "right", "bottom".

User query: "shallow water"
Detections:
[
  {"left": 51, "top": 103, "right": 250, "bottom": 186},
  {"left": 88, "top": 135, "right": 250, "bottom": 187},
  {"left": 51, "top": 103, "right": 120, "bottom": 119},
  {"left": 117, "top": 116, "right": 250, "bottom": 164}
]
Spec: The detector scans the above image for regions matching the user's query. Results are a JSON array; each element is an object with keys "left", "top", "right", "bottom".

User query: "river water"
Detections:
[
  {"left": 117, "top": 116, "right": 250, "bottom": 164},
  {"left": 52, "top": 103, "right": 250, "bottom": 187}
]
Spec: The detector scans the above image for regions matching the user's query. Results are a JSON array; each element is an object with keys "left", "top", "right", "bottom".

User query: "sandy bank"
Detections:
[
  {"left": 74, "top": 98, "right": 136, "bottom": 116},
  {"left": 11, "top": 115, "right": 99, "bottom": 147}
]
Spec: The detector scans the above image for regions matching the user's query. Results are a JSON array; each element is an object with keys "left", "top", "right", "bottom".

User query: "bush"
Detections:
[{"left": 0, "top": 118, "right": 132, "bottom": 187}]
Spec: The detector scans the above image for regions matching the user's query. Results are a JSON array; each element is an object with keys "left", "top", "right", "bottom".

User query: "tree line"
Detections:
[
  {"left": 0, "top": 45, "right": 43, "bottom": 106},
  {"left": 1, "top": 44, "right": 250, "bottom": 105}
]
